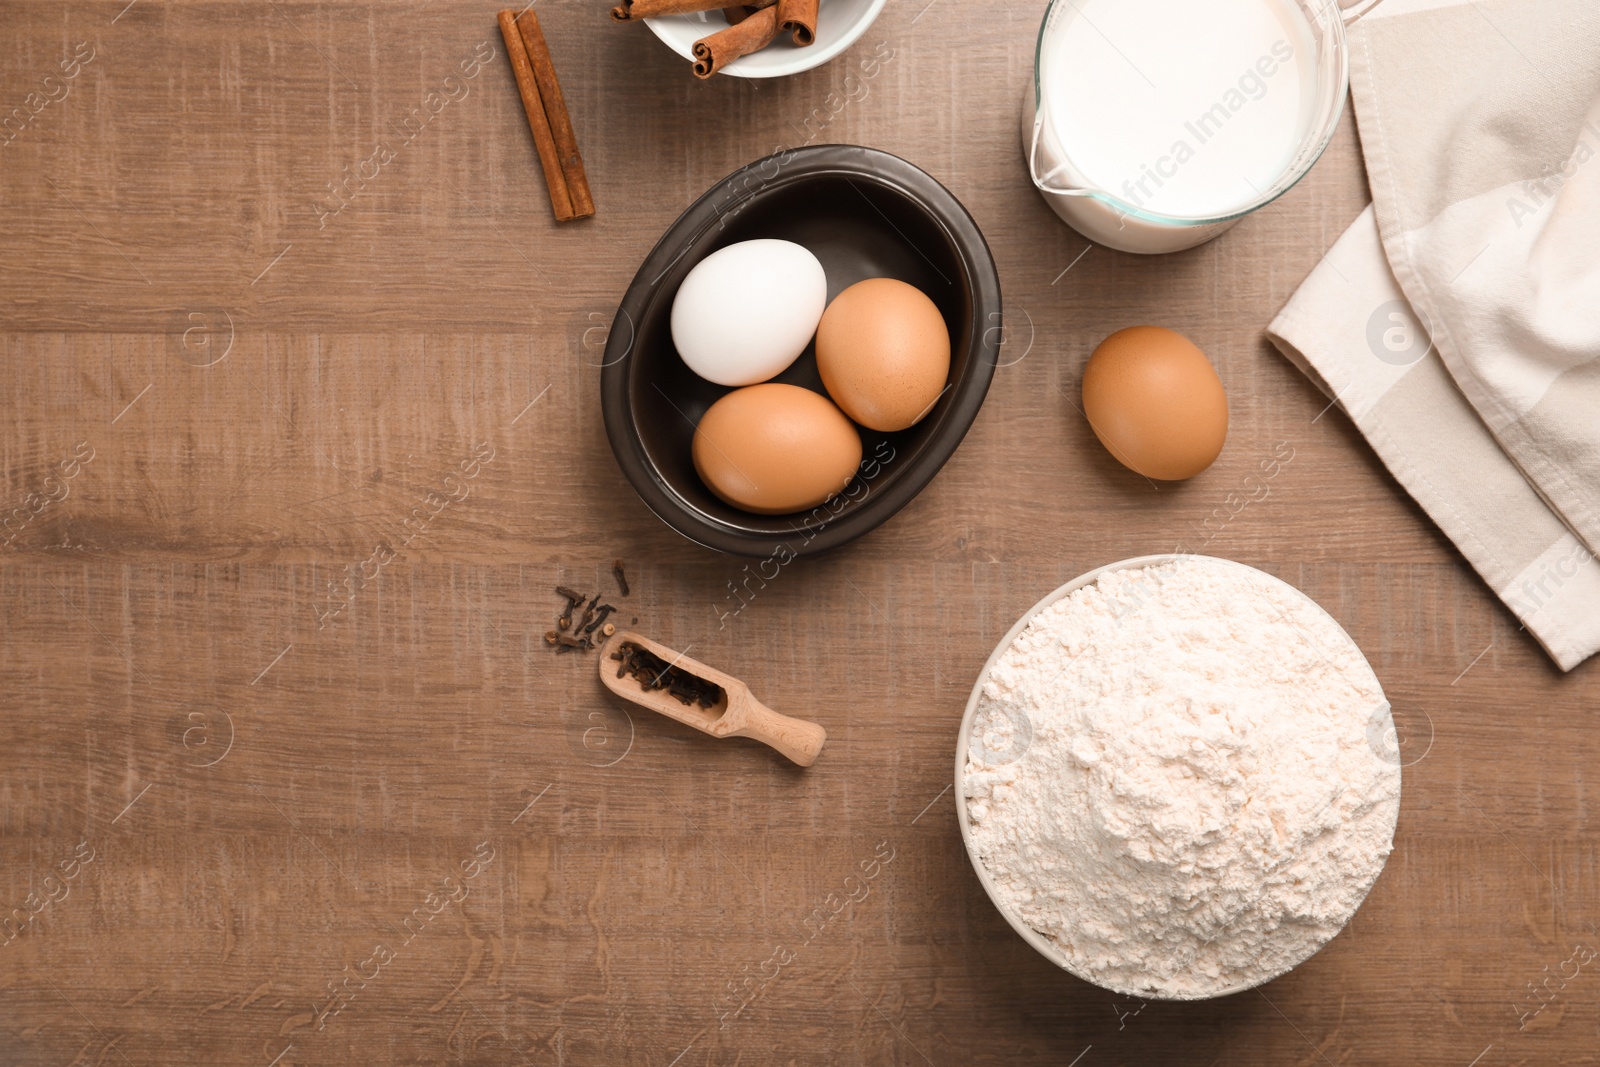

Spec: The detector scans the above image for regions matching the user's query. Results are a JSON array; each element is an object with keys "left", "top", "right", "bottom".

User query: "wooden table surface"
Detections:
[{"left": 3, "top": 2, "right": 1596, "bottom": 1064}]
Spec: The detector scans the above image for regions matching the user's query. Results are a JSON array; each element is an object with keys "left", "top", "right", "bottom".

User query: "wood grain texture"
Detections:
[{"left": 2, "top": 1, "right": 1597, "bottom": 1065}]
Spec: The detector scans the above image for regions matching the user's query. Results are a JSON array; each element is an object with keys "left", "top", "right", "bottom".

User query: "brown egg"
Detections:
[
  {"left": 815, "top": 278, "right": 951, "bottom": 432},
  {"left": 1081, "top": 326, "right": 1228, "bottom": 481},
  {"left": 693, "top": 383, "right": 862, "bottom": 515}
]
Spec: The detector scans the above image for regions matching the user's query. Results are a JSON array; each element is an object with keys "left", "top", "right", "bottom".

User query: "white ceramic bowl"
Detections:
[
  {"left": 645, "top": 0, "right": 887, "bottom": 78},
  {"left": 953, "top": 554, "right": 1400, "bottom": 999}
]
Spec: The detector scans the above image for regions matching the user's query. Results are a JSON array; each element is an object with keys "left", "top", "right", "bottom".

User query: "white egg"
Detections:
[{"left": 670, "top": 239, "right": 827, "bottom": 387}]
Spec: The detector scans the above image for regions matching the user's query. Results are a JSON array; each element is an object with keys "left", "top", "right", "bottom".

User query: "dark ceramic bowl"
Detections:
[{"left": 601, "top": 144, "right": 1002, "bottom": 557}]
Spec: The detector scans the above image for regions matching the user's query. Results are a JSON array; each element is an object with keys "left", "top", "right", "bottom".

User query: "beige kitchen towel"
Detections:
[
  {"left": 1347, "top": 0, "right": 1600, "bottom": 566},
  {"left": 1269, "top": 207, "right": 1600, "bottom": 670}
]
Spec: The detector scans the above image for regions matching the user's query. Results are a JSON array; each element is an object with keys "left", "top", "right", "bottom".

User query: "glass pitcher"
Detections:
[{"left": 1024, "top": 0, "right": 1383, "bottom": 254}]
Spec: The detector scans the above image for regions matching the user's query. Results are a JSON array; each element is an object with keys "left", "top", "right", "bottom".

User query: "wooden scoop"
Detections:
[{"left": 597, "top": 631, "right": 826, "bottom": 767}]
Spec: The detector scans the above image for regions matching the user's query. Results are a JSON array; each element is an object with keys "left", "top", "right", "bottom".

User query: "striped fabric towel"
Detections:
[{"left": 1268, "top": 0, "right": 1600, "bottom": 670}]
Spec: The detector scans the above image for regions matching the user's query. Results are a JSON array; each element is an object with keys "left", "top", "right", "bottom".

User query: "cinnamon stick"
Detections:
[
  {"left": 692, "top": 4, "right": 781, "bottom": 78},
  {"left": 514, "top": 9, "right": 594, "bottom": 219},
  {"left": 722, "top": 0, "right": 775, "bottom": 25},
  {"left": 497, "top": 9, "right": 575, "bottom": 221},
  {"left": 611, "top": 0, "right": 732, "bottom": 22},
  {"left": 777, "top": 0, "right": 817, "bottom": 46}
]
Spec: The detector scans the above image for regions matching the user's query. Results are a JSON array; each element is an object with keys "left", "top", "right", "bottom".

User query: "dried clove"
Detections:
[
  {"left": 582, "top": 604, "right": 615, "bottom": 636},
  {"left": 555, "top": 585, "right": 585, "bottom": 631},
  {"left": 612, "top": 558, "right": 630, "bottom": 597},
  {"left": 576, "top": 595, "right": 599, "bottom": 635}
]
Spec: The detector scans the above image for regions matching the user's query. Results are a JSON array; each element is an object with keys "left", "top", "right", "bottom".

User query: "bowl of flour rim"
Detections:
[{"left": 954, "top": 554, "right": 1402, "bottom": 1000}]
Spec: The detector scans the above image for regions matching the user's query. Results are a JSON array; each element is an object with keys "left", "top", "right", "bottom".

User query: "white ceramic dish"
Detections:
[
  {"left": 953, "top": 553, "right": 1400, "bottom": 999},
  {"left": 645, "top": 0, "right": 886, "bottom": 79}
]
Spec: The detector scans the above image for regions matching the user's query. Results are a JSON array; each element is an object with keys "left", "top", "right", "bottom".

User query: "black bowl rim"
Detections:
[{"left": 601, "top": 143, "right": 1002, "bottom": 558}]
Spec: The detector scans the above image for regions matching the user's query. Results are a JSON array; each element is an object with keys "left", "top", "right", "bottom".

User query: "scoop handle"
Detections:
[{"left": 729, "top": 696, "right": 827, "bottom": 767}]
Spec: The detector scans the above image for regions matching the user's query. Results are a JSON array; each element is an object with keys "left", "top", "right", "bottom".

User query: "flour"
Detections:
[{"left": 963, "top": 557, "right": 1400, "bottom": 999}]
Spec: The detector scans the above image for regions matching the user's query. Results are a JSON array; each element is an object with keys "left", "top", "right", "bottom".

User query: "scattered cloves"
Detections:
[
  {"left": 613, "top": 558, "right": 630, "bottom": 597},
  {"left": 551, "top": 579, "right": 623, "bottom": 655}
]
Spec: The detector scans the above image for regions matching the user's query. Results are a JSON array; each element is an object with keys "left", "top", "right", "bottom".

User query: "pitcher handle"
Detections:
[
  {"left": 1027, "top": 101, "right": 1089, "bottom": 197},
  {"left": 1338, "top": 0, "right": 1385, "bottom": 24}
]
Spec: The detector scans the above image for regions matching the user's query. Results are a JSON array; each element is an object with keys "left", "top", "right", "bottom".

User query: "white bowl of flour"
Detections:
[{"left": 956, "top": 555, "right": 1401, "bottom": 999}]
